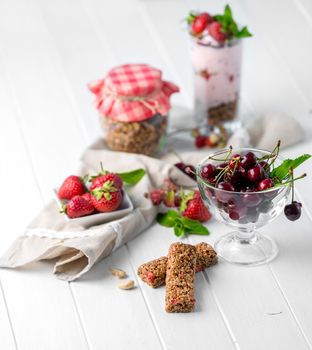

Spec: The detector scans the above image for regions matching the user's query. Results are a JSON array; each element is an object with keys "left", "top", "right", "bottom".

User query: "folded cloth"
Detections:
[
  {"left": 227, "top": 112, "right": 304, "bottom": 150},
  {"left": 0, "top": 140, "right": 195, "bottom": 281}
]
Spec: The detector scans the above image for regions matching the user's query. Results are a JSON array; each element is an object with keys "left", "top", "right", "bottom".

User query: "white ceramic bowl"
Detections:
[{"left": 53, "top": 189, "right": 134, "bottom": 227}]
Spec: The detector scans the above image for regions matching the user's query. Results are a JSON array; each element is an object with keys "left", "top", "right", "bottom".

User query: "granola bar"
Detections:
[
  {"left": 165, "top": 242, "right": 197, "bottom": 313},
  {"left": 137, "top": 243, "right": 217, "bottom": 288}
]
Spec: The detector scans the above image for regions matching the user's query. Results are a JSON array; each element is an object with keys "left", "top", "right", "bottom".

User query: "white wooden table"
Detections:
[{"left": 1, "top": 0, "right": 312, "bottom": 349}]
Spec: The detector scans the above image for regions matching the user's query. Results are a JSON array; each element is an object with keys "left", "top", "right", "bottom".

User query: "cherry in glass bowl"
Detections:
[{"left": 196, "top": 148, "right": 291, "bottom": 266}]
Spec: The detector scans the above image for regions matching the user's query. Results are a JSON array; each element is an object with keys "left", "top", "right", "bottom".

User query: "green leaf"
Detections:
[
  {"left": 187, "top": 11, "right": 197, "bottom": 25},
  {"left": 180, "top": 217, "right": 209, "bottom": 235},
  {"left": 118, "top": 168, "right": 146, "bottom": 186},
  {"left": 270, "top": 154, "right": 311, "bottom": 180},
  {"left": 157, "top": 210, "right": 180, "bottom": 228},
  {"left": 214, "top": 4, "right": 252, "bottom": 40},
  {"left": 174, "top": 220, "right": 186, "bottom": 237},
  {"left": 236, "top": 26, "right": 252, "bottom": 38},
  {"left": 224, "top": 4, "right": 233, "bottom": 20}
]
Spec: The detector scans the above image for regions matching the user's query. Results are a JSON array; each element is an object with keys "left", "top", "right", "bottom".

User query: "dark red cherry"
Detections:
[
  {"left": 175, "top": 162, "right": 196, "bottom": 180},
  {"left": 229, "top": 154, "right": 241, "bottom": 170},
  {"left": 259, "top": 161, "right": 268, "bottom": 168},
  {"left": 258, "top": 178, "right": 274, "bottom": 191},
  {"left": 238, "top": 166, "right": 247, "bottom": 179},
  {"left": 247, "top": 165, "right": 264, "bottom": 182},
  {"left": 184, "top": 164, "right": 196, "bottom": 180},
  {"left": 217, "top": 182, "right": 235, "bottom": 191},
  {"left": 242, "top": 193, "right": 262, "bottom": 207},
  {"left": 284, "top": 201, "right": 302, "bottom": 221},
  {"left": 216, "top": 181, "right": 235, "bottom": 203},
  {"left": 175, "top": 162, "right": 186, "bottom": 171},
  {"left": 240, "top": 152, "right": 257, "bottom": 169},
  {"left": 229, "top": 210, "right": 240, "bottom": 220},
  {"left": 201, "top": 164, "right": 216, "bottom": 180},
  {"left": 228, "top": 200, "right": 247, "bottom": 218}
]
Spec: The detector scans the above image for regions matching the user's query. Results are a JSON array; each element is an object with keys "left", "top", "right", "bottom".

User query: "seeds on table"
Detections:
[
  {"left": 109, "top": 267, "right": 127, "bottom": 279},
  {"left": 118, "top": 280, "right": 135, "bottom": 290}
]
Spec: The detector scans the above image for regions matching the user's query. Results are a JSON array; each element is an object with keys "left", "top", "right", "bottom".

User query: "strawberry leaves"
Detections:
[
  {"left": 157, "top": 210, "right": 209, "bottom": 237},
  {"left": 117, "top": 169, "right": 146, "bottom": 185}
]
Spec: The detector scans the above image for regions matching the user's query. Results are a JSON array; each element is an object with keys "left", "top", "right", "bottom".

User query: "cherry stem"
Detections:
[
  {"left": 267, "top": 140, "right": 281, "bottom": 169},
  {"left": 291, "top": 167, "right": 295, "bottom": 202},
  {"left": 276, "top": 173, "right": 306, "bottom": 187}
]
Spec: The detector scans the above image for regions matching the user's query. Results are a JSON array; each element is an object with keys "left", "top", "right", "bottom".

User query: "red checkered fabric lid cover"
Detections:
[{"left": 88, "top": 64, "right": 179, "bottom": 122}]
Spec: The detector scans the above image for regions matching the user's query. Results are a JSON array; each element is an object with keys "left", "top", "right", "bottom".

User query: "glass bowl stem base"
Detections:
[{"left": 214, "top": 231, "right": 278, "bottom": 266}]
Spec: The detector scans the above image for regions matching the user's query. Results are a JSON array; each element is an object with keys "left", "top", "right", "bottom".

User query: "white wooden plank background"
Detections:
[{"left": 0, "top": 1, "right": 312, "bottom": 349}]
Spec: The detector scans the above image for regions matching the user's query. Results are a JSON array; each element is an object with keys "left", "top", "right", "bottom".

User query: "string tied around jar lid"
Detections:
[{"left": 103, "top": 86, "right": 160, "bottom": 115}]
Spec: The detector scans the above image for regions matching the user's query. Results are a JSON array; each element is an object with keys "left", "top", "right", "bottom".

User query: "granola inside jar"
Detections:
[
  {"left": 100, "top": 114, "right": 167, "bottom": 156},
  {"left": 88, "top": 64, "right": 179, "bottom": 156}
]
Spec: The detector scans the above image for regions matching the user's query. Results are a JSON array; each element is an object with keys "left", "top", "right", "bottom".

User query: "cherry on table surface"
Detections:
[{"left": 284, "top": 201, "right": 302, "bottom": 221}]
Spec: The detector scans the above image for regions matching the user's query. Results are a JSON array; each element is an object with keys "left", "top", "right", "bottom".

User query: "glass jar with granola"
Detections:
[{"left": 88, "top": 64, "right": 179, "bottom": 156}]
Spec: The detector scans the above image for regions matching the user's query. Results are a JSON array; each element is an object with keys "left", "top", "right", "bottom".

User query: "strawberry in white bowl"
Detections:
[{"left": 54, "top": 165, "right": 145, "bottom": 226}]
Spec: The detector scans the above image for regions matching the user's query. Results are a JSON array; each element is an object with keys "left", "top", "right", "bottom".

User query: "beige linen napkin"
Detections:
[
  {"left": 0, "top": 140, "right": 195, "bottom": 281},
  {"left": 228, "top": 112, "right": 304, "bottom": 149}
]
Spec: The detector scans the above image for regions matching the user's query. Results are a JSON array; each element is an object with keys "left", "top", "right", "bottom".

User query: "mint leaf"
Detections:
[
  {"left": 157, "top": 210, "right": 180, "bottom": 228},
  {"left": 187, "top": 11, "right": 197, "bottom": 25},
  {"left": 214, "top": 4, "right": 252, "bottom": 40},
  {"left": 236, "top": 26, "right": 252, "bottom": 38},
  {"left": 157, "top": 210, "right": 210, "bottom": 236},
  {"left": 270, "top": 154, "right": 311, "bottom": 180},
  {"left": 118, "top": 168, "right": 146, "bottom": 185},
  {"left": 181, "top": 217, "right": 209, "bottom": 235},
  {"left": 174, "top": 220, "right": 186, "bottom": 237}
]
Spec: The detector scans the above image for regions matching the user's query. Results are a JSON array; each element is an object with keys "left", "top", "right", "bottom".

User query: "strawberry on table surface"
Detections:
[
  {"left": 58, "top": 175, "right": 86, "bottom": 200},
  {"left": 64, "top": 195, "right": 94, "bottom": 218},
  {"left": 181, "top": 191, "right": 211, "bottom": 222}
]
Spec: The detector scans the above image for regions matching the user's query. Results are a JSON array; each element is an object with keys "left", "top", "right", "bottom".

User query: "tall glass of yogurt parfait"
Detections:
[{"left": 187, "top": 5, "right": 252, "bottom": 129}]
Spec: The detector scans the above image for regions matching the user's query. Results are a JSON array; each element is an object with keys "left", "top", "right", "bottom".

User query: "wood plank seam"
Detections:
[
  {"left": 268, "top": 265, "right": 312, "bottom": 349},
  {"left": 0, "top": 281, "right": 19, "bottom": 350},
  {"left": 125, "top": 244, "right": 167, "bottom": 350},
  {"left": 185, "top": 236, "right": 239, "bottom": 350},
  {"left": 69, "top": 283, "right": 93, "bottom": 350},
  {"left": 136, "top": 1, "right": 193, "bottom": 107},
  {"left": 0, "top": 39, "right": 92, "bottom": 348}
]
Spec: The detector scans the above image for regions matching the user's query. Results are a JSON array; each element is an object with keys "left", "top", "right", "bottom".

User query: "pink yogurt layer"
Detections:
[{"left": 190, "top": 39, "right": 242, "bottom": 111}]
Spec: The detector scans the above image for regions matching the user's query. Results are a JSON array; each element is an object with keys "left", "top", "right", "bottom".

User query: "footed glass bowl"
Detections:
[{"left": 197, "top": 148, "right": 291, "bottom": 266}]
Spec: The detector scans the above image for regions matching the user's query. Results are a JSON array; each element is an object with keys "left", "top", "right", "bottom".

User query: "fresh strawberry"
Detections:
[
  {"left": 191, "top": 12, "right": 213, "bottom": 35},
  {"left": 81, "top": 192, "right": 93, "bottom": 205},
  {"left": 90, "top": 173, "right": 123, "bottom": 191},
  {"left": 208, "top": 21, "right": 227, "bottom": 42},
  {"left": 150, "top": 189, "right": 165, "bottom": 205},
  {"left": 181, "top": 191, "right": 211, "bottom": 222},
  {"left": 64, "top": 195, "right": 94, "bottom": 218},
  {"left": 91, "top": 180, "right": 122, "bottom": 212},
  {"left": 195, "top": 135, "right": 207, "bottom": 149},
  {"left": 58, "top": 175, "right": 86, "bottom": 200}
]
